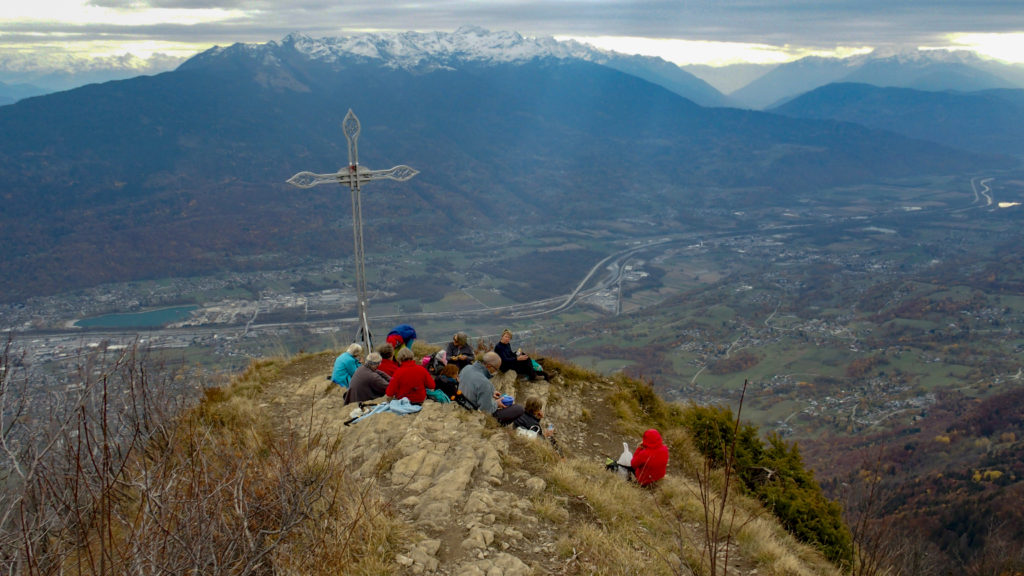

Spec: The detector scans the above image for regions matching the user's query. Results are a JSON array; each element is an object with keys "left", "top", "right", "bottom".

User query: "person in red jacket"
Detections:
[
  {"left": 631, "top": 429, "right": 669, "bottom": 487},
  {"left": 385, "top": 347, "right": 435, "bottom": 404}
]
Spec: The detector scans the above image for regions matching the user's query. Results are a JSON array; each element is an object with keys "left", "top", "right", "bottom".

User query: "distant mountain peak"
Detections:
[
  {"left": 860, "top": 46, "right": 983, "bottom": 65},
  {"left": 184, "top": 27, "right": 729, "bottom": 107},
  {"left": 782, "top": 48, "right": 985, "bottom": 70},
  {"left": 198, "top": 27, "right": 632, "bottom": 73},
  {"left": 227, "top": 27, "right": 590, "bottom": 71},
  {"left": 730, "top": 46, "right": 1021, "bottom": 108}
]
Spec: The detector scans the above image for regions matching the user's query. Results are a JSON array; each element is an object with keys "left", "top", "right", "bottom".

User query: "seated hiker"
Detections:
[
  {"left": 384, "top": 347, "right": 435, "bottom": 405},
  {"left": 494, "top": 329, "right": 548, "bottom": 381},
  {"left": 512, "top": 396, "right": 555, "bottom": 439},
  {"left": 458, "top": 352, "right": 526, "bottom": 421},
  {"left": 385, "top": 323, "right": 417, "bottom": 353},
  {"left": 631, "top": 429, "right": 670, "bottom": 487},
  {"left": 331, "top": 343, "right": 362, "bottom": 388},
  {"left": 434, "top": 363, "right": 461, "bottom": 398},
  {"left": 444, "top": 332, "right": 475, "bottom": 371},
  {"left": 377, "top": 343, "right": 399, "bottom": 377},
  {"left": 344, "top": 352, "right": 390, "bottom": 405},
  {"left": 458, "top": 351, "right": 501, "bottom": 414}
]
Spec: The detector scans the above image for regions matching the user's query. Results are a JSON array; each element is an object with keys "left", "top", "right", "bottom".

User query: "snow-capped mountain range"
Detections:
[
  {"left": 286, "top": 26, "right": 595, "bottom": 68},
  {"left": 5, "top": 26, "right": 1023, "bottom": 108},
  {"left": 186, "top": 26, "right": 731, "bottom": 107},
  {"left": 188, "top": 27, "right": 1024, "bottom": 111},
  {"left": 209, "top": 26, "right": 620, "bottom": 70}
]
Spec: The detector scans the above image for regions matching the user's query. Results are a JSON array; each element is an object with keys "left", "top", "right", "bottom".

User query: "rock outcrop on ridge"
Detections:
[
  {"left": 255, "top": 351, "right": 841, "bottom": 575},
  {"left": 259, "top": 352, "right": 620, "bottom": 574}
]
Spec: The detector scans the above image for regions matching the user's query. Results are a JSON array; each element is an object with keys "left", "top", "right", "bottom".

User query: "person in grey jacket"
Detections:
[
  {"left": 459, "top": 351, "right": 525, "bottom": 422},
  {"left": 458, "top": 351, "right": 503, "bottom": 414},
  {"left": 344, "top": 352, "right": 391, "bottom": 405}
]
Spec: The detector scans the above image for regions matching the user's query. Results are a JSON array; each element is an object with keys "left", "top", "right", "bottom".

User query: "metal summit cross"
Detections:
[{"left": 287, "top": 109, "right": 418, "bottom": 350}]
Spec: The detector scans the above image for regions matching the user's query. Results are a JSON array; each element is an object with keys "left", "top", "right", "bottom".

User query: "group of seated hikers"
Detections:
[{"left": 329, "top": 324, "right": 668, "bottom": 486}]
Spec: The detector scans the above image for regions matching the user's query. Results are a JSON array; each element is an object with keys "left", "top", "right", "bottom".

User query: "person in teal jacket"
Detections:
[{"left": 331, "top": 343, "right": 363, "bottom": 387}]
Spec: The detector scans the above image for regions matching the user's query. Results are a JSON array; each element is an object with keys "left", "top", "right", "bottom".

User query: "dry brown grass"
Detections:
[
  {"left": 0, "top": 346, "right": 405, "bottom": 576},
  {"left": 543, "top": 355, "right": 601, "bottom": 384},
  {"left": 517, "top": 371, "right": 844, "bottom": 576},
  {"left": 534, "top": 455, "right": 841, "bottom": 576},
  {"left": 1, "top": 341, "right": 845, "bottom": 576}
]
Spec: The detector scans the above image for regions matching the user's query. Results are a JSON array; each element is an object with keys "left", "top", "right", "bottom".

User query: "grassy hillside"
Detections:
[{"left": 0, "top": 341, "right": 847, "bottom": 575}]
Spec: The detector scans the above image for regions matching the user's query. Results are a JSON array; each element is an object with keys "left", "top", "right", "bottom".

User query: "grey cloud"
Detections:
[
  {"left": 86, "top": 0, "right": 256, "bottom": 7},
  {"left": 72, "top": 0, "right": 1024, "bottom": 45},
  {"left": 2, "top": 20, "right": 285, "bottom": 46},
  {"left": 9, "top": 0, "right": 1024, "bottom": 68}
]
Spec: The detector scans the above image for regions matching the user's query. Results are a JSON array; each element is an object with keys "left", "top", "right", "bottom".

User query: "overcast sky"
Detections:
[{"left": 2, "top": 0, "right": 1023, "bottom": 74}]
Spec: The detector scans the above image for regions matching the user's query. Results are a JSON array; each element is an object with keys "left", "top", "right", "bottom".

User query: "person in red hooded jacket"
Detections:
[{"left": 630, "top": 429, "right": 669, "bottom": 487}]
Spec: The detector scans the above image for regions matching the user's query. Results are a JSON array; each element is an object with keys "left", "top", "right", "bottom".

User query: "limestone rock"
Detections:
[
  {"left": 525, "top": 476, "right": 546, "bottom": 494},
  {"left": 260, "top": 353, "right": 633, "bottom": 575}
]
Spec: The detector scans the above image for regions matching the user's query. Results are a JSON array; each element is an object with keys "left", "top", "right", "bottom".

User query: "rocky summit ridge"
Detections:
[
  {"left": 252, "top": 350, "right": 841, "bottom": 575},
  {"left": 182, "top": 25, "right": 731, "bottom": 107},
  {"left": 261, "top": 352, "right": 617, "bottom": 574},
  {"left": 199, "top": 26, "right": 620, "bottom": 71}
]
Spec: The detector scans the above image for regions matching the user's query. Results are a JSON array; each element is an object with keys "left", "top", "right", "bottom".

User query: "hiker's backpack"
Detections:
[
  {"left": 434, "top": 374, "right": 459, "bottom": 398},
  {"left": 423, "top": 350, "right": 448, "bottom": 376},
  {"left": 452, "top": 389, "right": 478, "bottom": 412}
]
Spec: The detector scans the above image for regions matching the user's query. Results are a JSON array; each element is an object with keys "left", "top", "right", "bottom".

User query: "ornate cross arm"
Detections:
[
  {"left": 287, "top": 165, "right": 420, "bottom": 189},
  {"left": 284, "top": 108, "right": 416, "bottom": 352}
]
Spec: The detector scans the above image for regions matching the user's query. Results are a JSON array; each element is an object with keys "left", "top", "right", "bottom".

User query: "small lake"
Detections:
[{"left": 75, "top": 305, "right": 199, "bottom": 329}]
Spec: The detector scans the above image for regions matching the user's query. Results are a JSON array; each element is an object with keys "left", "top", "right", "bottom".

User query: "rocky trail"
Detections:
[{"left": 255, "top": 351, "right": 634, "bottom": 575}]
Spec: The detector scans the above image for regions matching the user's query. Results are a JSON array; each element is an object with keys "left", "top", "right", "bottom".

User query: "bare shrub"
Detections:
[
  {"left": 676, "top": 380, "right": 754, "bottom": 576},
  {"left": 0, "top": 337, "right": 399, "bottom": 575},
  {"left": 1, "top": 338, "right": 182, "bottom": 574}
]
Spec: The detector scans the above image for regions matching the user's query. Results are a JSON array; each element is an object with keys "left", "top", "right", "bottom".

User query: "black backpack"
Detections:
[
  {"left": 433, "top": 374, "right": 459, "bottom": 398},
  {"left": 425, "top": 351, "right": 447, "bottom": 375},
  {"left": 451, "top": 389, "right": 478, "bottom": 412}
]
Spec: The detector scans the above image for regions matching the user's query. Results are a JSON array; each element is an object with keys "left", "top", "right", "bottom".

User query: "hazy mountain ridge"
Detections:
[
  {"left": 772, "top": 83, "right": 1024, "bottom": 157},
  {"left": 683, "top": 62, "right": 777, "bottom": 95},
  {"left": 0, "top": 80, "right": 49, "bottom": 106},
  {"left": 729, "top": 55, "right": 857, "bottom": 108},
  {"left": 7, "top": 34, "right": 1024, "bottom": 110},
  {"left": 0, "top": 52, "right": 186, "bottom": 93},
  {"left": 845, "top": 52, "right": 1017, "bottom": 93},
  {"left": 0, "top": 32, "right": 1010, "bottom": 301},
  {"left": 730, "top": 48, "right": 1024, "bottom": 109}
]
